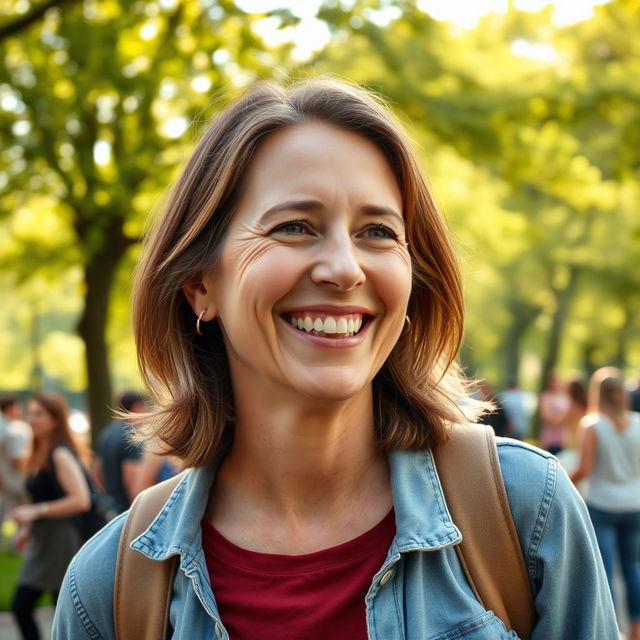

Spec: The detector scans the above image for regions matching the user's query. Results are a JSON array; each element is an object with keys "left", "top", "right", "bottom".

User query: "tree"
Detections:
[{"left": 0, "top": 0, "right": 286, "bottom": 438}]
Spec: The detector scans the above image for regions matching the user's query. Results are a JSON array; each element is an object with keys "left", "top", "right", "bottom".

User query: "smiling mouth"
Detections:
[{"left": 284, "top": 313, "right": 369, "bottom": 338}]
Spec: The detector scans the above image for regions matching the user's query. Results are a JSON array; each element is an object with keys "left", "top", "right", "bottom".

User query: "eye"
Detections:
[
  {"left": 364, "top": 224, "right": 398, "bottom": 240},
  {"left": 271, "top": 219, "right": 311, "bottom": 235}
]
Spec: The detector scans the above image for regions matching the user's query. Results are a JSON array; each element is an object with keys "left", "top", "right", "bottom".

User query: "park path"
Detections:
[{"left": 0, "top": 606, "right": 52, "bottom": 640}]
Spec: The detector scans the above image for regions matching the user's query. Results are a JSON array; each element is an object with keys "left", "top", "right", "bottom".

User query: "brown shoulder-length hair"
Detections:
[
  {"left": 131, "top": 78, "right": 484, "bottom": 468},
  {"left": 27, "top": 392, "right": 86, "bottom": 473},
  {"left": 587, "top": 367, "right": 629, "bottom": 415}
]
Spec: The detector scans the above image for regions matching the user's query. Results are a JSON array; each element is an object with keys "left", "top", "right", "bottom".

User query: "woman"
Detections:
[
  {"left": 53, "top": 79, "right": 616, "bottom": 638},
  {"left": 11, "top": 393, "right": 91, "bottom": 640},
  {"left": 565, "top": 377, "right": 588, "bottom": 451},
  {"left": 555, "top": 377, "right": 589, "bottom": 478},
  {"left": 538, "top": 370, "right": 570, "bottom": 455},
  {"left": 571, "top": 367, "right": 640, "bottom": 640}
]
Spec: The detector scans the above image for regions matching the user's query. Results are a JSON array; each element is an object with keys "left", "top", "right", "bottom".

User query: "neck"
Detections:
[
  {"left": 604, "top": 408, "right": 628, "bottom": 429},
  {"left": 208, "top": 383, "right": 392, "bottom": 551},
  {"left": 232, "top": 385, "right": 383, "bottom": 505}
]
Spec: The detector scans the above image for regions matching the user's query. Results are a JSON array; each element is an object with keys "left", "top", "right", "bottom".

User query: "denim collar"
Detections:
[{"left": 130, "top": 448, "right": 462, "bottom": 562}]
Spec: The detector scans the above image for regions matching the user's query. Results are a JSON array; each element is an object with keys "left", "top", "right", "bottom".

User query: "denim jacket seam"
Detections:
[
  {"left": 68, "top": 562, "right": 102, "bottom": 640},
  {"left": 433, "top": 611, "right": 495, "bottom": 640},
  {"left": 391, "top": 571, "right": 403, "bottom": 639},
  {"left": 424, "top": 451, "right": 454, "bottom": 528},
  {"left": 526, "top": 455, "right": 557, "bottom": 581}
]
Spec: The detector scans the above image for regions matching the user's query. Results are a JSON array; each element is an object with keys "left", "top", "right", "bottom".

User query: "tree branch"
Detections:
[{"left": 0, "top": 0, "right": 81, "bottom": 40}]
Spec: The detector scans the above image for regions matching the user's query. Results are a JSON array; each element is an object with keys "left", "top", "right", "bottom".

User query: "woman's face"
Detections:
[
  {"left": 27, "top": 400, "right": 57, "bottom": 439},
  {"left": 192, "top": 122, "right": 412, "bottom": 403}
]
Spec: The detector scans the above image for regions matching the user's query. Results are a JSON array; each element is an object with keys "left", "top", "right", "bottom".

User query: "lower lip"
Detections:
[{"left": 281, "top": 317, "right": 372, "bottom": 349}]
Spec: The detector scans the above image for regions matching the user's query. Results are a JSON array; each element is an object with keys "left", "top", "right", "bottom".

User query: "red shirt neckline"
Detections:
[{"left": 201, "top": 508, "right": 395, "bottom": 575}]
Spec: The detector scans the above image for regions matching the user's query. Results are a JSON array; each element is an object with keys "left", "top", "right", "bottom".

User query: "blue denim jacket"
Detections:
[{"left": 53, "top": 439, "right": 618, "bottom": 639}]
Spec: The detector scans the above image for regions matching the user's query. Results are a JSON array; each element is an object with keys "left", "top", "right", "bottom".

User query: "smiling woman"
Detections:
[{"left": 52, "top": 79, "right": 618, "bottom": 640}]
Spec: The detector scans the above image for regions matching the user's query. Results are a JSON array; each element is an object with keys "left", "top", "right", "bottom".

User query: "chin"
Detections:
[{"left": 294, "top": 370, "right": 371, "bottom": 403}]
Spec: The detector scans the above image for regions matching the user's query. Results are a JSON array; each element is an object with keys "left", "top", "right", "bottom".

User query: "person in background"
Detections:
[
  {"left": 477, "top": 380, "right": 511, "bottom": 438},
  {"left": 630, "top": 372, "right": 640, "bottom": 414},
  {"left": 132, "top": 439, "right": 183, "bottom": 496},
  {"left": 11, "top": 392, "right": 91, "bottom": 640},
  {"left": 565, "top": 377, "right": 588, "bottom": 451},
  {"left": 0, "top": 395, "right": 32, "bottom": 525},
  {"left": 93, "top": 391, "right": 146, "bottom": 517},
  {"left": 499, "top": 380, "right": 530, "bottom": 440},
  {"left": 571, "top": 367, "right": 640, "bottom": 640},
  {"left": 555, "top": 377, "right": 589, "bottom": 482},
  {"left": 538, "top": 370, "right": 570, "bottom": 455}
]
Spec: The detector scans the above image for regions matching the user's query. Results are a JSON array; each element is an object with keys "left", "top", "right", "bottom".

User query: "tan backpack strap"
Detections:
[
  {"left": 114, "top": 472, "right": 185, "bottom": 640},
  {"left": 434, "top": 424, "right": 536, "bottom": 640}
]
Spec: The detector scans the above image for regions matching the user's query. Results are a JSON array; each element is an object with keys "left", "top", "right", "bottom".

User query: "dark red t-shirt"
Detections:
[{"left": 202, "top": 510, "right": 395, "bottom": 640}]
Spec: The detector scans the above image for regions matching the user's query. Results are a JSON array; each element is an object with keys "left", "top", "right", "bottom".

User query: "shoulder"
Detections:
[
  {"left": 496, "top": 438, "right": 594, "bottom": 573},
  {"left": 97, "top": 423, "right": 120, "bottom": 446},
  {"left": 496, "top": 438, "right": 557, "bottom": 512},
  {"left": 51, "top": 444, "right": 80, "bottom": 467},
  {"left": 496, "top": 439, "right": 559, "bottom": 525},
  {"left": 54, "top": 511, "right": 125, "bottom": 638}
]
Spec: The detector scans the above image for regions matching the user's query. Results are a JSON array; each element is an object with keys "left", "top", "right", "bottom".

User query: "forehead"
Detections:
[{"left": 238, "top": 121, "right": 402, "bottom": 212}]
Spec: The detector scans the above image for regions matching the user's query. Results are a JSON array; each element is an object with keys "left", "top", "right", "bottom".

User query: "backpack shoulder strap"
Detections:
[
  {"left": 433, "top": 424, "right": 536, "bottom": 640},
  {"left": 114, "top": 471, "right": 185, "bottom": 640}
]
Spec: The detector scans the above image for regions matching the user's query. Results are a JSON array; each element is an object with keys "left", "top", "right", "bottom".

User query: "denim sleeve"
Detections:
[
  {"left": 498, "top": 441, "right": 619, "bottom": 639},
  {"left": 52, "top": 513, "right": 125, "bottom": 640}
]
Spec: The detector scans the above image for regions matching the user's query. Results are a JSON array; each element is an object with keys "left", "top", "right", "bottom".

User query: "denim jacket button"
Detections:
[{"left": 379, "top": 570, "right": 395, "bottom": 586}]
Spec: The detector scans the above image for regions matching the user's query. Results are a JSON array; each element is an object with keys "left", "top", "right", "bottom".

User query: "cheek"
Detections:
[
  {"left": 221, "top": 245, "right": 306, "bottom": 311},
  {"left": 371, "top": 254, "right": 412, "bottom": 311}
]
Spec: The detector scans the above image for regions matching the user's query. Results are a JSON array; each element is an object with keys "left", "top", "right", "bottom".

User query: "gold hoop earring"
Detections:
[
  {"left": 196, "top": 309, "right": 207, "bottom": 336},
  {"left": 405, "top": 315, "right": 411, "bottom": 327}
]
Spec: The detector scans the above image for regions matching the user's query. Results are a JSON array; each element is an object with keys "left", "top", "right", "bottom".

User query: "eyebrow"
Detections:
[{"left": 259, "top": 199, "right": 404, "bottom": 226}]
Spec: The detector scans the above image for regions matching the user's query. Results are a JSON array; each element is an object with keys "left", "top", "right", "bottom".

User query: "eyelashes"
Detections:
[
  {"left": 271, "top": 219, "right": 310, "bottom": 235},
  {"left": 365, "top": 224, "right": 398, "bottom": 240},
  {"left": 270, "top": 219, "right": 400, "bottom": 241}
]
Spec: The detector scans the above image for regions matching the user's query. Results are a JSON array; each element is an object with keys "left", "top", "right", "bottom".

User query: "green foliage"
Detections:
[{"left": 0, "top": 0, "right": 638, "bottom": 417}]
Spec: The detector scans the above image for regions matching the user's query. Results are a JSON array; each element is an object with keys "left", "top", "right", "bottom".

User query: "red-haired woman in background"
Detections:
[{"left": 10, "top": 393, "right": 91, "bottom": 640}]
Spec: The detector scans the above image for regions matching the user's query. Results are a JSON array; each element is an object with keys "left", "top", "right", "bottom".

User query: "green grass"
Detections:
[
  {"left": 0, "top": 549, "right": 22, "bottom": 611},
  {"left": 0, "top": 549, "right": 53, "bottom": 612}
]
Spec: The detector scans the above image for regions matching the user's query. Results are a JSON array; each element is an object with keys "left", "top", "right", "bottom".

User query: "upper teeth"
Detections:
[{"left": 288, "top": 314, "right": 363, "bottom": 335}]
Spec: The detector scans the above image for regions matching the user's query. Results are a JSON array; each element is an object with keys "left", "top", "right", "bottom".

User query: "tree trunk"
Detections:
[
  {"left": 582, "top": 343, "right": 599, "bottom": 379},
  {"left": 613, "top": 305, "right": 636, "bottom": 371},
  {"left": 76, "top": 217, "right": 131, "bottom": 443},
  {"left": 503, "top": 301, "right": 541, "bottom": 388},
  {"left": 532, "top": 266, "right": 581, "bottom": 438}
]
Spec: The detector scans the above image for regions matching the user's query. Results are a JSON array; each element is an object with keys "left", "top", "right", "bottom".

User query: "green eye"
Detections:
[
  {"left": 272, "top": 220, "right": 309, "bottom": 235},
  {"left": 366, "top": 224, "right": 397, "bottom": 240}
]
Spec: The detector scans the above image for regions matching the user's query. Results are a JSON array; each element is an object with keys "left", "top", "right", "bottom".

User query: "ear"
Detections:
[{"left": 182, "top": 272, "right": 219, "bottom": 321}]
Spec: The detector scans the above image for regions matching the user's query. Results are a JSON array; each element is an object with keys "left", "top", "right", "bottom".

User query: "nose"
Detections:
[{"left": 310, "top": 229, "right": 365, "bottom": 291}]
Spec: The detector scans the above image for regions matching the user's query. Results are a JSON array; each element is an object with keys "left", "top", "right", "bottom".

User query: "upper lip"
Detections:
[{"left": 279, "top": 304, "right": 373, "bottom": 316}]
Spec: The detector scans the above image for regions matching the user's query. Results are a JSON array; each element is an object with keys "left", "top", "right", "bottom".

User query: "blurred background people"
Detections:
[
  {"left": 10, "top": 392, "right": 91, "bottom": 640},
  {"left": 538, "top": 370, "right": 570, "bottom": 455},
  {"left": 555, "top": 377, "right": 589, "bottom": 481},
  {"left": 476, "top": 380, "right": 511, "bottom": 438},
  {"left": 565, "top": 377, "right": 588, "bottom": 451},
  {"left": 571, "top": 367, "right": 640, "bottom": 640},
  {"left": 499, "top": 379, "right": 531, "bottom": 440},
  {"left": 0, "top": 395, "right": 32, "bottom": 526},
  {"left": 630, "top": 372, "right": 640, "bottom": 414},
  {"left": 132, "top": 438, "right": 183, "bottom": 497},
  {"left": 93, "top": 391, "right": 146, "bottom": 518}
]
